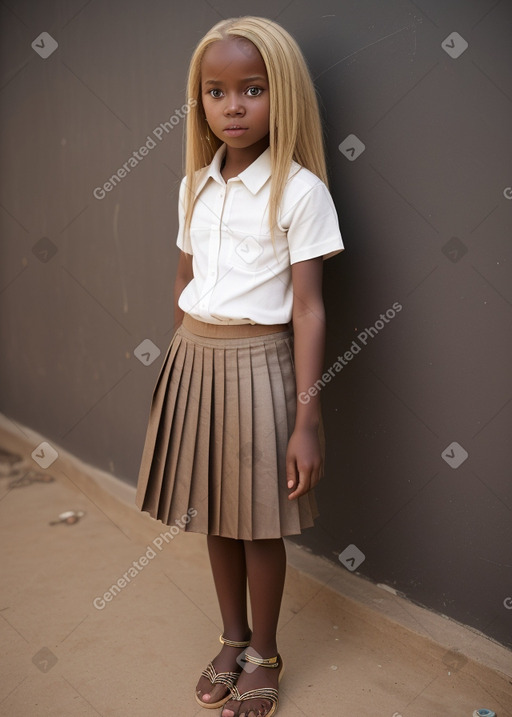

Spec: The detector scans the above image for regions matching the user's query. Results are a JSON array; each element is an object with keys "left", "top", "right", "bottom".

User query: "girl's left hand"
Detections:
[{"left": 285, "top": 426, "right": 324, "bottom": 500}]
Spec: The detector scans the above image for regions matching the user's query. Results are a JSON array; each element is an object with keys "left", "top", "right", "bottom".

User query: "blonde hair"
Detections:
[{"left": 183, "top": 16, "right": 328, "bottom": 242}]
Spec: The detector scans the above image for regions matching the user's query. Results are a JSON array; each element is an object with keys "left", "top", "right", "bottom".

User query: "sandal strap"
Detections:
[
  {"left": 201, "top": 661, "right": 240, "bottom": 688},
  {"left": 243, "top": 652, "right": 280, "bottom": 668},
  {"left": 219, "top": 632, "right": 252, "bottom": 648},
  {"left": 230, "top": 685, "right": 279, "bottom": 704}
]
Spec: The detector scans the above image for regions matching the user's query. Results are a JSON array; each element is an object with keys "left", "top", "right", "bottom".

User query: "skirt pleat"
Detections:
[
  {"left": 209, "top": 346, "right": 224, "bottom": 535},
  {"left": 136, "top": 335, "right": 183, "bottom": 515},
  {"left": 135, "top": 317, "right": 321, "bottom": 540},
  {"left": 249, "top": 342, "right": 281, "bottom": 538},
  {"left": 166, "top": 340, "right": 201, "bottom": 516},
  {"left": 158, "top": 337, "right": 193, "bottom": 518},
  {"left": 235, "top": 345, "right": 253, "bottom": 539},
  {"left": 186, "top": 345, "right": 213, "bottom": 524}
]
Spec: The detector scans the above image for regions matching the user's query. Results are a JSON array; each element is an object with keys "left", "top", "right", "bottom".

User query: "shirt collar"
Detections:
[{"left": 197, "top": 143, "right": 272, "bottom": 196}]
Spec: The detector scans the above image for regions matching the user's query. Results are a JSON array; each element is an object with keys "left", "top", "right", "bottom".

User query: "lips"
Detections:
[{"left": 224, "top": 126, "right": 248, "bottom": 137}]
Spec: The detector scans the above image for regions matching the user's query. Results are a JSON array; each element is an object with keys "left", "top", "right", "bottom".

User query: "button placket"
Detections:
[{"left": 202, "top": 182, "right": 227, "bottom": 311}]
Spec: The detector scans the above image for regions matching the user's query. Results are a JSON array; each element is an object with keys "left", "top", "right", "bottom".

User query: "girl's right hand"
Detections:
[{"left": 285, "top": 425, "right": 324, "bottom": 500}]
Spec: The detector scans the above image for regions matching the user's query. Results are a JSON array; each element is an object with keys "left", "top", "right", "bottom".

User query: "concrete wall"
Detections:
[{"left": 1, "top": 1, "right": 510, "bottom": 648}]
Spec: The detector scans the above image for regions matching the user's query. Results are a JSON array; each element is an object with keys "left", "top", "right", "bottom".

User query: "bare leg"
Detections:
[
  {"left": 222, "top": 537, "right": 286, "bottom": 717},
  {"left": 196, "top": 535, "right": 251, "bottom": 706}
]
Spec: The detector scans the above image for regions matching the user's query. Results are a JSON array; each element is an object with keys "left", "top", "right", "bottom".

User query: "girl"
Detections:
[{"left": 135, "top": 16, "right": 344, "bottom": 717}]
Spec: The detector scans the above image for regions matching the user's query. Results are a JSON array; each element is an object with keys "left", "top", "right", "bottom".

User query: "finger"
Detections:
[
  {"left": 288, "top": 469, "right": 309, "bottom": 499},
  {"left": 286, "top": 456, "right": 297, "bottom": 490}
]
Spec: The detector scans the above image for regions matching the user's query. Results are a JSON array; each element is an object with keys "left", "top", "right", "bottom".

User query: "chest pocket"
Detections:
[{"left": 226, "top": 230, "right": 288, "bottom": 276}]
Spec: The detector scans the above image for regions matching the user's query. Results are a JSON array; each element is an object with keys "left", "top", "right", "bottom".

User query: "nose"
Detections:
[{"left": 224, "top": 93, "right": 244, "bottom": 116}]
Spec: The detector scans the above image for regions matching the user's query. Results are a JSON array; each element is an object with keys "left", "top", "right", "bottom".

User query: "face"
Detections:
[{"left": 200, "top": 36, "right": 270, "bottom": 155}]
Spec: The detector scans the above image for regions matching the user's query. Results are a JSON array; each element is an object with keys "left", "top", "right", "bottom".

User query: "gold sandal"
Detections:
[
  {"left": 195, "top": 633, "right": 252, "bottom": 709},
  {"left": 226, "top": 651, "right": 285, "bottom": 717}
]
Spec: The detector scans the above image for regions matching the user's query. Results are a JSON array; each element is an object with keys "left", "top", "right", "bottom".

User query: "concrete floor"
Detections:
[{"left": 1, "top": 413, "right": 511, "bottom": 717}]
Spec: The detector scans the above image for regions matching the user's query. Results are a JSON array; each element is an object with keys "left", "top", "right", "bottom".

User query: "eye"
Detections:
[
  {"left": 246, "top": 86, "right": 263, "bottom": 97},
  {"left": 208, "top": 88, "right": 223, "bottom": 98}
]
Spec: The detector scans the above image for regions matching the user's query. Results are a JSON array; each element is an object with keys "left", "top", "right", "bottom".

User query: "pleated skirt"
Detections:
[{"left": 135, "top": 313, "right": 323, "bottom": 540}]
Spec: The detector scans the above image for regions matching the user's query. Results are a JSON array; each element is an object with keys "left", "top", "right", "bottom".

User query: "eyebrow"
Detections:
[{"left": 203, "top": 76, "right": 267, "bottom": 85}]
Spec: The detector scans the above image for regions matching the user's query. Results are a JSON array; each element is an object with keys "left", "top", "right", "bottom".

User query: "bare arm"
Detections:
[
  {"left": 173, "top": 250, "right": 193, "bottom": 331},
  {"left": 286, "top": 256, "right": 326, "bottom": 500}
]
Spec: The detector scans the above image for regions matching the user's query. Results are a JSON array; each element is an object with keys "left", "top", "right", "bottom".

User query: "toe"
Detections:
[
  {"left": 242, "top": 700, "right": 270, "bottom": 717},
  {"left": 242, "top": 703, "right": 263, "bottom": 717},
  {"left": 197, "top": 682, "right": 228, "bottom": 704}
]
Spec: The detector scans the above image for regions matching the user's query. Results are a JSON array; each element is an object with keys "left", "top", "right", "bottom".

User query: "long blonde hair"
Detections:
[{"left": 183, "top": 16, "right": 328, "bottom": 242}]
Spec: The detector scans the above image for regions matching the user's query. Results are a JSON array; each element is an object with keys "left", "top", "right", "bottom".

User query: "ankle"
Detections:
[
  {"left": 222, "top": 627, "right": 252, "bottom": 643},
  {"left": 246, "top": 641, "right": 278, "bottom": 658}
]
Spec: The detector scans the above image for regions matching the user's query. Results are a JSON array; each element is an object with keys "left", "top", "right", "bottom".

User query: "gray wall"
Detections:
[{"left": 1, "top": 1, "right": 511, "bottom": 649}]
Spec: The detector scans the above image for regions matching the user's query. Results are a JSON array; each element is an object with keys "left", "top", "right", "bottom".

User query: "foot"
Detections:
[
  {"left": 221, "top": 647, "right": 282, "bottom": 717},
  {"left": 196, "top": 638, "right": 249, "bottom": 707}
]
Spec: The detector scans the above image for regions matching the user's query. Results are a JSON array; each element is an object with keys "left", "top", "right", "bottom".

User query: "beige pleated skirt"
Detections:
[{"left": 135, "top": 313, "right": 323, "bottom": 540}]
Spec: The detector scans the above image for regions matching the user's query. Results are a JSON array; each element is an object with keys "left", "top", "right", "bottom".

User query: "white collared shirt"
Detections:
[{"left": 176, "top": 143, "right": 344, "bottom": 325}]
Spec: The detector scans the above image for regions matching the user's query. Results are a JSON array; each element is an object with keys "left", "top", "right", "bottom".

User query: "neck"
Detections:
[{"left": 222, "top": 136, "right": 269, "bottom": 175}]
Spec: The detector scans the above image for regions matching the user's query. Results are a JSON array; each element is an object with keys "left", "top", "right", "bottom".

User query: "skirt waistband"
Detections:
[{"left": 182, "top": 313, "right": 290, "bottom": 338}]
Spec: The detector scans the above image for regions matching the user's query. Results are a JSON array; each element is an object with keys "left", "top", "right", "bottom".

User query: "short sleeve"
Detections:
[
  {"left": 280, "top": 179, "right": 344, "bottom": 264},
  {"left": 176, "top": 176, "right": 192, "bottom": 255}
]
